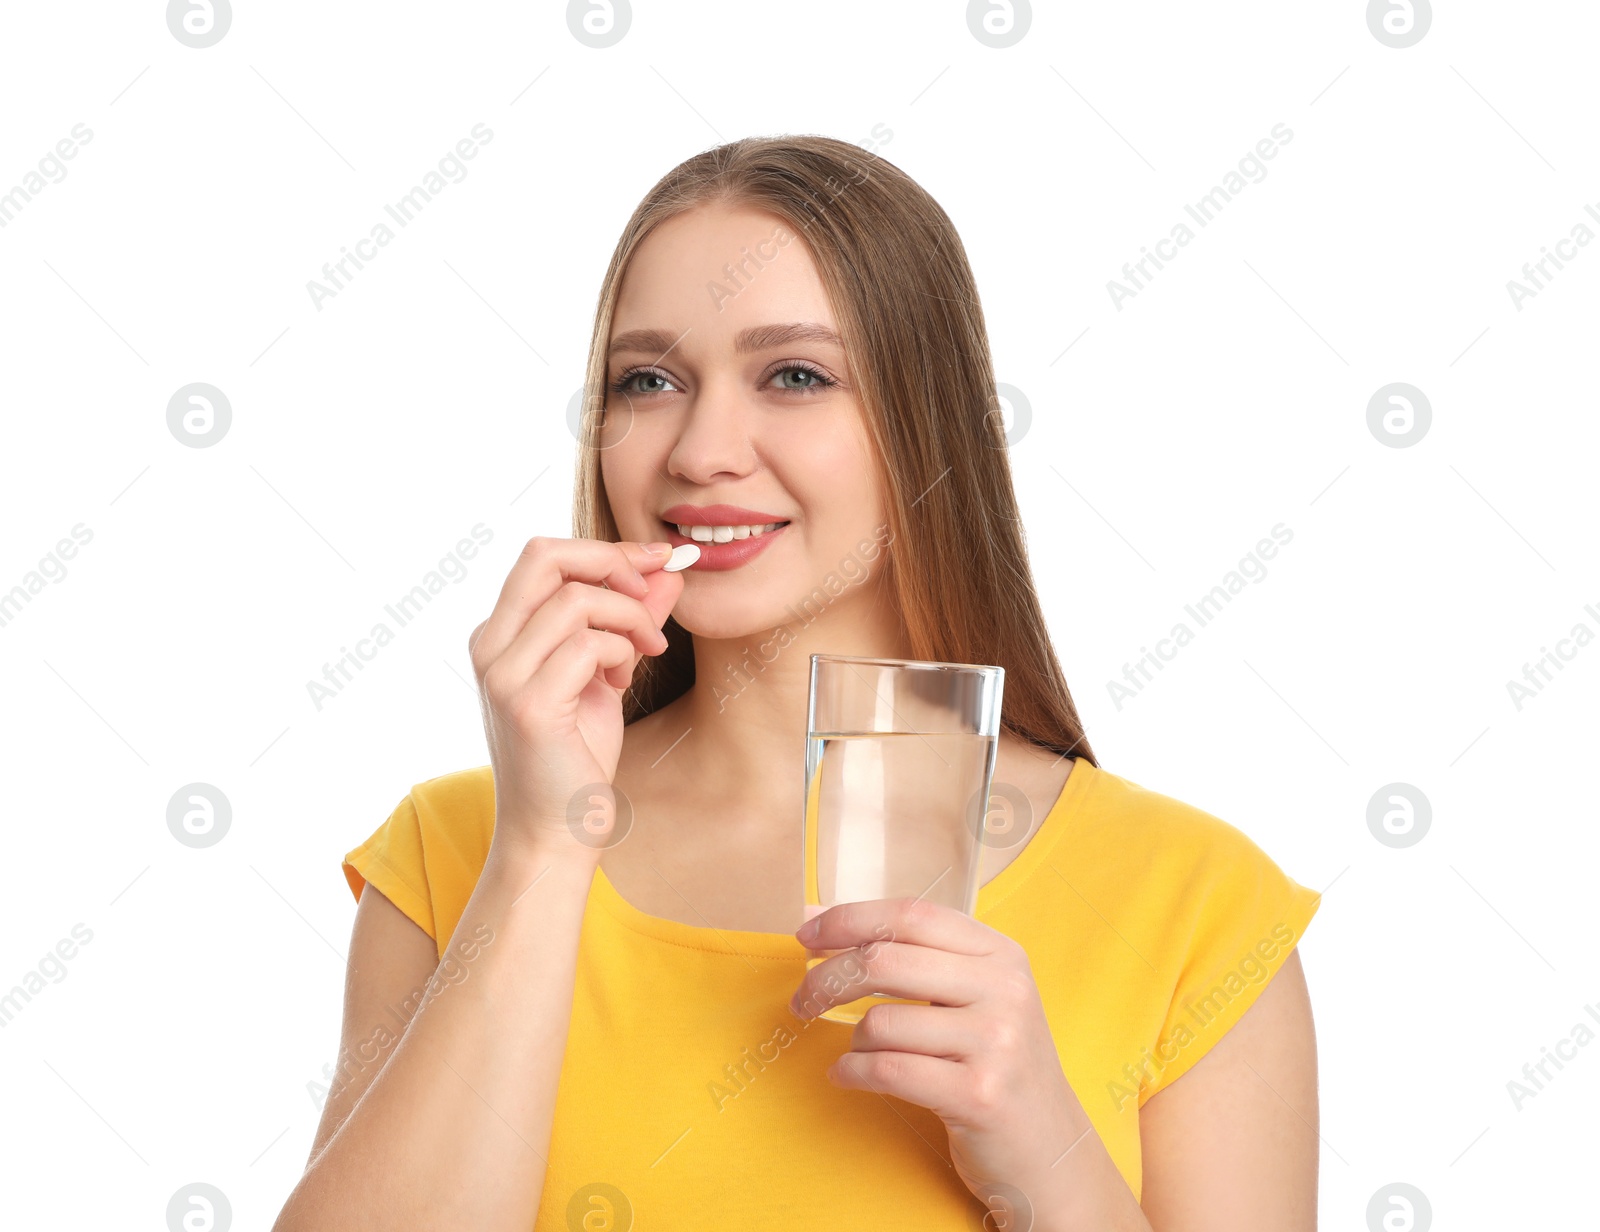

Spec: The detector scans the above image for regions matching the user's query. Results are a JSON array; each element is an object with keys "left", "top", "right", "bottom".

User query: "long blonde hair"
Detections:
[{"left": 572, "top": 135, "right": 1096, "bottom": 766}]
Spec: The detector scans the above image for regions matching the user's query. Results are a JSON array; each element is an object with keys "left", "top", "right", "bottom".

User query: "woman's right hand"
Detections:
[{"left": 468, "top": 536, "right": 684, "bottom": 860}]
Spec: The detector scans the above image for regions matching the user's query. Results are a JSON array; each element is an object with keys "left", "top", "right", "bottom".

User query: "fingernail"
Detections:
[
  {"left": 662, "top": 543, "right": 700, "bottom": 572},
  {"left": 641, "top": 542, "right": 672, "bottom": 557}
]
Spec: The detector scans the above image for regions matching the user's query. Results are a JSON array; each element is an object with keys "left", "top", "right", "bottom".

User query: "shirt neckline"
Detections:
[{"left": 589, "top": 756, "right": 1098, "bottom": 958}]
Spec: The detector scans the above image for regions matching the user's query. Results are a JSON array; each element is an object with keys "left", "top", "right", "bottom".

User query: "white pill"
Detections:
[{"left": 662, "top": 543, "right": 700, "bottom": 572}]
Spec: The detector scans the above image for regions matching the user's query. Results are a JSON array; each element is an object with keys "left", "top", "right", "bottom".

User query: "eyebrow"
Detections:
[{"left": 607, "top": 321, "right": 844, "bottom": 360}]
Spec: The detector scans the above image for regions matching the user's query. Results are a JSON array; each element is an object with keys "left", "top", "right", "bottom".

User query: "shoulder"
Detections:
[
  {"left": 342, "top": 765, "right": 497, "bottom": 957},
  {"left": 1079, "top": 761, "right": 1259, "bottom": 848},
  {"left": 1068, "top": 764, "right": 1321, "bottom": 1098},
  {"left": 404, "top": 763, "right": 498, "bottom": 878},
  {"left": 1073, "top": 762, "right": 1313, "bottom": 914},
  {"left": 1053, "top": 763, "right": 1322, "bottom": 1020},
  {"left": 406, "top": 763, "right": 496, "bottom": 831}
]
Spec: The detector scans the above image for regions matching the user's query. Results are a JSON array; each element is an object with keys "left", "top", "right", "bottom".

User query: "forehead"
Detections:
[{"left": 610, "top": 202, "right": 837, "bottom": 344}]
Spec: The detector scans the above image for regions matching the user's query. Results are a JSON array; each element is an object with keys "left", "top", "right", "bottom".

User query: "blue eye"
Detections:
[
  {"left": 608, "top": 363, "right": 839, "bottom": 397},
  {"left": 609, "top": 368, "right": 678, "bottom": 396},
  {"left": 768, "top": 363, "right": 837, "bottom": 394}
]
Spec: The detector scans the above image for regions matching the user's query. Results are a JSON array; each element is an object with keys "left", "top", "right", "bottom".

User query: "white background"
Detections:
[{"left": 1, "top": 1, "right": 1594, "bottom": 1227}]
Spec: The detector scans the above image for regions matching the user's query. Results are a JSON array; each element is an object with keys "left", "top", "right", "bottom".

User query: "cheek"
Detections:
[
  {"left": 824, "top": 449, "right": 885, "bottom": 525},
  {"left": 785, "top": 420, "right": 877, "bottom": 504},
  {"left": 600, "top": 424, "right": 672, "bottom": 512},
  {"left": 781, "top": 444, "right": 886, "bottom": 568},
  {"left": 599, "top": 455, "right": 652, "bottom": 538}
]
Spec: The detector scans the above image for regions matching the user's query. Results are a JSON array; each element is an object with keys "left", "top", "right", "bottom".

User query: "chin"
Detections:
[{"left": 670, "top": 595, "right": 789, "bottom": 642}]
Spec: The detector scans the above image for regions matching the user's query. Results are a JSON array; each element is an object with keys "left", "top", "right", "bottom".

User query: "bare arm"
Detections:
[
  {"left": 1138, "top": 948, "right": 1320, "bottom": 1230},
  {"left": 302, "top": 881, "right": 436, "bottom": 1171},
  {"left": 273, "top": 534, "right": 681, "bottom": 1228},
  {"left": 272, "top": 841, "right": 599, "bottom": 1231}
]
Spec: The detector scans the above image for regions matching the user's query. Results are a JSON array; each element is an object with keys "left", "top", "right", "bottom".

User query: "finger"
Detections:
[
  {"left": 827, "top": 1049, "right": 967, "bottom": 1117},
  {"left": 850, "top": 1001, "right": 988, "bottom": 1062},
  {"left": 471, "top": 537, "right": 661, "bottom": 673},
  {"left": 798, "top": 895, "right": 996, "bottom": 960},
  {"left": 506, "top": 627, "right": 638, "bottom": 732},
  {"left": 489, "top": 581, "right": 669, "bottom": 692},
  {"left": 632, "top": 553, "right": 686, "bottom": 633},
  {"left": 791, "top": 941, "right": 987, "bottom": 1018},
  {"left": 573, "top": 559, "right": 685, "bottom": 685},
  {"left": 606, "top": 555, "right": 686, "bottom": 685},
  {"left": 631, "top": 540, "right": 676, "bottom": 574}
]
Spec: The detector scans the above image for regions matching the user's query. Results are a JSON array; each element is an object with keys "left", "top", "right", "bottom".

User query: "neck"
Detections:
[{"left": 656, "top": 583, "right": 916, "bottom": 797}]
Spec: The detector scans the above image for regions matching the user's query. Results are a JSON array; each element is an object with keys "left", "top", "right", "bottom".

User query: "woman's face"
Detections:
[{"left": 600, "top": 201, "right": 891, "bottom": 641}]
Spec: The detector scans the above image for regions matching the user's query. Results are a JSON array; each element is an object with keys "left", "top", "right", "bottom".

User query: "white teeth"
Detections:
[{"left": 674, "top": 522, "right": 784, "bottom": 542}]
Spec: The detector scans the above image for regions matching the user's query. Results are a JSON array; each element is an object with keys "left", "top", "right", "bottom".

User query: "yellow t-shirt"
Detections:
[{"left": 341, "top": 756, "right": 1320, "bottom": 1227}]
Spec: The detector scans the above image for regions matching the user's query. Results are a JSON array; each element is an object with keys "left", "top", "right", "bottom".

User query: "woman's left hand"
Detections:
[{"left": 787, "top": 896, "right": 1104, "bottom": 1223}]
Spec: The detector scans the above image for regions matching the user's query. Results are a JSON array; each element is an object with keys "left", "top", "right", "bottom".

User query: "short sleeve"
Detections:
[
  {"left": 342, "top": 792, "right": 438, "bottom": 944},
  {"left": 1136, "top": 819, "right": 1321, "bottom": 1106}
]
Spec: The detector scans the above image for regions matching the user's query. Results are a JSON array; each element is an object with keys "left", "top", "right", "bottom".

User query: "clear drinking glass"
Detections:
[{"left": 802, "top": 653, "right": 1004, "bottom": 1025}]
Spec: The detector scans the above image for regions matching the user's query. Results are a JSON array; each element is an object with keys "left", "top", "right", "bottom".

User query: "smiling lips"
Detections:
[
  {"left": 671, "top": 520, "right": 786, "bottom": 543},
  {"left": 658, "top": 504, "right": 792, "bottom": 571}
]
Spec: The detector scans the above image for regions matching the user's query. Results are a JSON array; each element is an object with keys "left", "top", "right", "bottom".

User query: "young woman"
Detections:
[{"left": 275, "top": 136, "right": 1322, "bottom": 1231}]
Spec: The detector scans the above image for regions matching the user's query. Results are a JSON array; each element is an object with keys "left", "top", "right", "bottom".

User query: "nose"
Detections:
[{"left": 665, "top": 373, "right": 759, "bottom": 485}]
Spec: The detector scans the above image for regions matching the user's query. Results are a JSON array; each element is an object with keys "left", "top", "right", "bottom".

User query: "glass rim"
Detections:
[{"left": 809, "top": 653, "right": 1002, "bottom": 676}]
